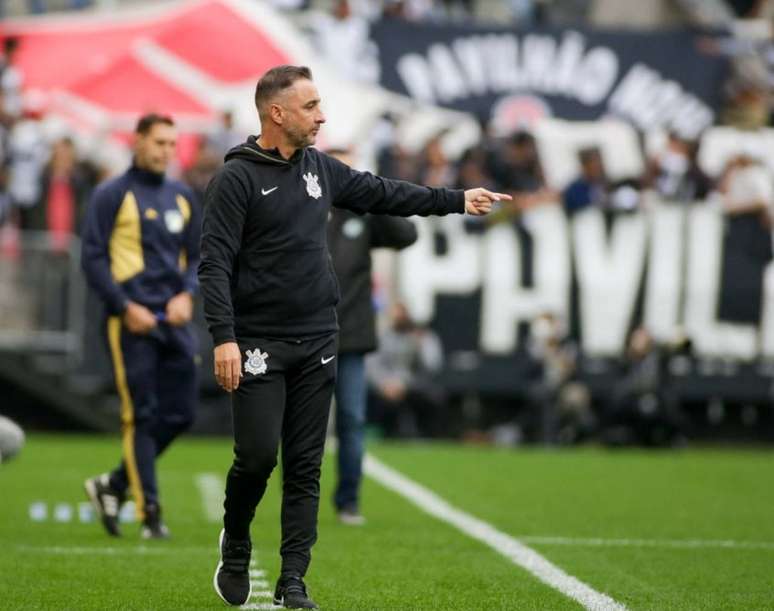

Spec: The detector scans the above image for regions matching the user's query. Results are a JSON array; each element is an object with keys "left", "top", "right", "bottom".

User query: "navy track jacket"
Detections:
[
  {"left": 198, "top": 137, "right": 465, "bottom": 346},
  {"left": 81, "top": 165, "right": 201, "bottom": 315}
]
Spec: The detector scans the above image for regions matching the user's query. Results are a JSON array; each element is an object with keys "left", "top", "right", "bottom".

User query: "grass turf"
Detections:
[{"left": 0, "top": 436, "right": 771, "bottom": 610}]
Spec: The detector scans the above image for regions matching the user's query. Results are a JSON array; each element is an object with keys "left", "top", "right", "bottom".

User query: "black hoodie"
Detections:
[{"left": 198, "top": 136, "right": 464, "bottom": 345}]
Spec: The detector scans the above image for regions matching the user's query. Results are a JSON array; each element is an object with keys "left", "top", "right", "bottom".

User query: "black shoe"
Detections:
[
  {"left": 84, "top": 473, "right": 125, "bottom": 537},
  {"left": 140, "top": 503, "right": 170, "bottom": 539},
  {"left": 213, "top": 529, "right": 252, "bottom": 606},
  {"left": 274, "top": 575, "right": 318, "bottom": 609}
]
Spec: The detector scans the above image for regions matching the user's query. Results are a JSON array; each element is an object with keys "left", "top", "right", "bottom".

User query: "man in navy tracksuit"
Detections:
[
  {"left": 81, "top": 114, "right": 201, "bottom": 539},
  {"left": 200, "top": 65, "right": 508, "bottom": 609}
]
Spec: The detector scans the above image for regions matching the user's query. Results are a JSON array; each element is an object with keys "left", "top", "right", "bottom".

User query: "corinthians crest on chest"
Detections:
[{"left": 303, "top": 172, "right": 322, "bottom": 199}]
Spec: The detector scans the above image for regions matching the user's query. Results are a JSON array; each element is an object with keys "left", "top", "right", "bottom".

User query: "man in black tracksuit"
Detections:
[
  {"left": 327, "top": 149, "right": 418, "bottom": 525},
  {"left": 201, "top": 65, "right": 507, "bottom": 609}
]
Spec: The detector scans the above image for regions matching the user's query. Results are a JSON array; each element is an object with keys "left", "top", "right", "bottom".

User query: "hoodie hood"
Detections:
[{"left": 224, "top": 135, "right": 305, "bottom": 166}]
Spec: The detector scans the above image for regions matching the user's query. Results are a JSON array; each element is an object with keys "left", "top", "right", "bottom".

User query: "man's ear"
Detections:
[{"left": 270, "top": 103, "right": 283, "bottom": 125}]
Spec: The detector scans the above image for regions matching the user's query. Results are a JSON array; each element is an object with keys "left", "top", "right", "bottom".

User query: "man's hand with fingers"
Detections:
[
  {"left": 214, "top": 341, "right": 242, "bottom": 392},
  {"left": 464, "top": 188, "right": 511, "bottom": 216}
]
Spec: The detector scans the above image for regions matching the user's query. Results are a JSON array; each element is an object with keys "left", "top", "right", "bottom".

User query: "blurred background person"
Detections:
[
  {"left": 367, "top": 302, "right": 446, "bottom": 438},
  {"left": 562, "top": 147, "right": 609, "bottom": 215},
  {"left": 80, "top": 113, "right": 201, "bottom": 540},
  {"left": 327, "top": 148, "right": 418, "bottom": 525},
  {"left": 206, "top": 110, "right": 243, "bottom": 160},
  {"left": 645, "top": 132, "right": 714, "bottom": 203}
]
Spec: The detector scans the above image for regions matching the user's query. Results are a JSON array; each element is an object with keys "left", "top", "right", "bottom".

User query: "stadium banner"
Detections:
[
  {"left": 370, "top": 21, "right": 729, "bottom": 139},
  {"left": 397, "top": 203, "right": 774, "bottom": 397}
]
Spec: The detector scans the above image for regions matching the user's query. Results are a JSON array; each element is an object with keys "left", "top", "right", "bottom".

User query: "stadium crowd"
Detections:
[{"left": 1, "top": 0, "right": 773, "bottom": 447}]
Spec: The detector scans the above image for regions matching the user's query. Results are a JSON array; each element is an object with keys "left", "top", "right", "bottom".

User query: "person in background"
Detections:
[
  {"left": 24, "top": 137, "right": 99, "bottom": 249},
  {"left": 206, "top": 110, "right": 243, "bottom": 159},
  {"left": 327, "top": 148, "right": 418, "bottom": 526},
  {"left": 562, "top": 147, "right": 608, "bottom": 215},
  {"left": 0, "top": 37, "right": 23, "bottom": 120},
  {"left": 645, "top": 132, "right": 713, "bottom": 203},
  {"left": 486, "top": 131, "right": 557, "bottom": 224},
  {"left": 367, "top": 302, "right": 446, "bottom": 438},
  {"left": 183, "top": 138, "right": 222, "bottom": 203},
  {"left": 80, "top": 113, "right": 201, "bottom": 540},
  {"left": 716, "top": 152, "right": 774, "bottom": 324}
]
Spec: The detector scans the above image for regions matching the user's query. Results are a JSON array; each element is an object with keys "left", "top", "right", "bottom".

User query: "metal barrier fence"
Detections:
[{"left": 0, "top": 230, "right": 85, "bottom": 365}]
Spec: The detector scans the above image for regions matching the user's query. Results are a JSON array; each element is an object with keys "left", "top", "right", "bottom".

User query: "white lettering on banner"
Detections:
[
  {"left": 643, "top": 199, "right": 685, "bottom": 343},
  {"left": 428, "top": 43, "right": 469, "bottom": 102},
  {"left": 399, "top": 208, "right": 772, "bottom": 359},
  {"left": 522, "top": 34, "right": 559, "bottom": 93},
  {"left": 572, "top": 209, "right": 648, "bottom": 356},
  {"left": 396, "top": 54, "right": 435, "bottom": 103},
  {"left": 684, "top": 206, "right": 757, "bottom": 359},
  {"left": 481, "top": 206, "right": 570, "bottom": 353},
  {"left": 553, "top": 31, "right": 585, "bottom": 94},
  {"left": 483, "top": 34, "right": 522, "bottom": 92},
  {"left": 574, "top": 48, "right": 618, "bottom": 105},
  {"left": 392, "top": 36, "right": 714, "bottom": 137},
  {"left": 452, "top": 37, "right": 489, "bottom": 97},
  {"left": 393, "top": 31, "right": 619, "bottom": 108},
  {"left": 609, "top": 64, "right": 714, "bottom": 138},
  {"left": 398, "top": 216, "right": 481, "bottom": 324}
]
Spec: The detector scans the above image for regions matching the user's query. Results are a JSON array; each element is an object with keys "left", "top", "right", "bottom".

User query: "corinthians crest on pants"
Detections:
[
  {"left": 303, "top": 172, "right": 322, "bottom": 199},
  {"left": 244, "top": 348, "right": 269, "bottom": 375}
]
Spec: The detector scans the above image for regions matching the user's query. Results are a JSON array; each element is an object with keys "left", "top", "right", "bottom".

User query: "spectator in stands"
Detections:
[
  {"left": 308, "top": 0, "right": 379, "bottom": 83},
  {"left": 486, "top": 131, "right": 557, "bottom": 224},
  {"left": 183, "top": 138, "right": 221, "bottom": 203},
  {"left": 7, "top": 107, "right": 47, "bottom": 226},
  {"left": 720, "top": 152, "right": 773, "bottom": 218},
  {"left": 717, "top": 152, "right": 774, "bottom": 324},
  {"left": 0, "top": 37, "right": 23, "bottom": 121},
  {"left": 562, "top": 147, "right": 608, "bottom": 215},
  {"left": 455, "top": 146, "right": 497, "bottom": 192},
  {"left": 605, "top": 326, "right": 685, "bottom": 446},
  {"left": 206, "top": 111, "right": 243, "bottom": 159},
  {"left": 526, "top": 312, "right": 594, "bottom": 444},
  {"left": 367, "top": 302, "right": 446, "bottom": 438},
  {"left": 645, "top": 132, "right": 713, "bottom": 202},
  {"left": 24, "top": 137, "right": 99, "bottom": 250},
  {"left": 419, "top": 134, "right": 455, "bottom": 187}
]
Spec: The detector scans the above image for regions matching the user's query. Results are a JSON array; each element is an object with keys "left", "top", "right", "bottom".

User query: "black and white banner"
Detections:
[
  {"left": 397, "top": 203, "right": 774, "bottom": 395},
  {"left": 371, "top": 21, "right": 729, "bottom": 138}
]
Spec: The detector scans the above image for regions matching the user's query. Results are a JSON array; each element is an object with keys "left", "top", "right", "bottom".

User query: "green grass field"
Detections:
[{"left": 1, "top": 436, "right": 773, "bottom": 610}]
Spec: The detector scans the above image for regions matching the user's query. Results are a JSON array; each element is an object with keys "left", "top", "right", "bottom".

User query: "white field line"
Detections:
[
  {"left": 246, "top": 556, "right": 275, "bottom": 609},
  {"left": 364, "top": 454, "right": 627, "bottom": 611},
  {"left": 194, "top": 472, "right": 225, "bottom": 523},
  {"left": 518, "top": 536, "right": 774, "bottom": 551}
]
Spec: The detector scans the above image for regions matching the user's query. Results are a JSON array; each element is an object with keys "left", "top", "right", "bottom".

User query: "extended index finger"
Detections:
[{"left": 479, "top": 189, "right": 512, "bottom": 202}]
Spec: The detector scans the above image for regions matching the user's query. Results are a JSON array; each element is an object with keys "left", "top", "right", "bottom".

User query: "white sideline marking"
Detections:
[
  {"left": 251, "top": 580, "right": 270, "bottom": 589},
  {"left": 249, "top": 590, "right": 274, "bottom": 598},
  {"left": 195, "top": 473, "right": 225, "bottom": 523},
  {"left": 364, "top": 454, "right": 627, "bottom": 611},
  {"left": 519, "top": 536, "right": 774, "bottom": 551},
  {"left": 241, "top": 604, "right": 281, "bottom": 610},
  {"left": 250, "top": 569, "right": 266, "bottom": 578}
]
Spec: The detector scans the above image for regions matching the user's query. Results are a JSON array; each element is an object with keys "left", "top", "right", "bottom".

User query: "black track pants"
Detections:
[{"left": 223, "top": 333, "right": 337, "bottom": 577}]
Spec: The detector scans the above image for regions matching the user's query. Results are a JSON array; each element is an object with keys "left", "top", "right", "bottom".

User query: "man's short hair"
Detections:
[
  {"left": 254, "top": 65, "right": 313, "bottom": 117},
  {"left": 135, "top": 113, "right": 175, "bottom": 135}
]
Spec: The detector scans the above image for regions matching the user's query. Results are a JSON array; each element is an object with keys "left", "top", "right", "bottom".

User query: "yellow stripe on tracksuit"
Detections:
[{"left": 107, "top": 316, "right": 146, "bottom": 520}]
